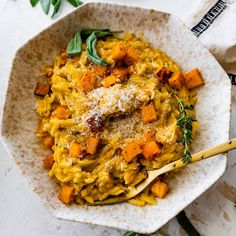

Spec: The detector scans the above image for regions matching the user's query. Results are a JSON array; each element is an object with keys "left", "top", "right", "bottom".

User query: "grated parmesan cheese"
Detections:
[{"left": 80, "top": 81, "right": 157, "bottom": 125}]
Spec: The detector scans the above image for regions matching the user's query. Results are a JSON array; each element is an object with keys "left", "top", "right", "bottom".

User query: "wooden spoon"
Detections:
[{"left": 91, "top": 138, "right": 236, "bottom": 205}]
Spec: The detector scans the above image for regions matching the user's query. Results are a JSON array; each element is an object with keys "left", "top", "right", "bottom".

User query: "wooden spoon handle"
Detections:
[{"left": 157, "top": 138, "right": 236, "bottom": 176}]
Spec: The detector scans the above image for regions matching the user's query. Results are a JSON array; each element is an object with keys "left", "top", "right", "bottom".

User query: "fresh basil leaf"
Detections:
[
  {"left": 66, "top": 32, "right": 82, "bottom": 56},
  {"left": 66, "top": 28, "right": 118, "bottom": 64},
  {"left": 81, "top": 28, "right": 111, "bottom": 36},
  {"left": 40, "top": 0, "right": 51, "bottom": 15},
  {"left": 66, "top": 0, "right": 83, "bottom": 7},
  {"left": 95, "top": 31, "right": 114, "bottom": 38},
  {"left": 51, "top": 0, "right": 62, "bottom": 17},
  {"left": 30, "top": 0, "right": 40, "bottom": 7},
  {"left": 96, "top": 30, "right": 123, "bottom": 38},
  {"left": 81, "top": 29, "right": 120, "bottom": 40},
  {"left": 176, "top": 211, "right": 201, "bottom": 236},
  {"left": 86, "top": 32, "right": 108, "bottom": 66}
]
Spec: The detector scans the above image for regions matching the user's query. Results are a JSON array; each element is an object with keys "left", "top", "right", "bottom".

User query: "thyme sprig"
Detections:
[{"left": 176, "top": 96, "right": 195, "bottom": 164}]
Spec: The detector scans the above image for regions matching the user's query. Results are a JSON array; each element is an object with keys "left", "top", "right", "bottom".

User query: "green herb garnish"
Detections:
[
  {"left": 176, "top": 96, "right": 195, "bottom": 164},
  {"left": 81, "top": 29, "right": 118, "bottom": 39},
  {"left": 86, "top": 32, "right": 108, "bottom": 66},
  {"left": 176, "top": 211, "right": 201, "bottom": 236},
  {"left": 66, "top": 29, "right": 121, "bottom": 65},
  {"left": 66, "top": 32, "right": 82, "bottom": 56},
  {"left": 29, "top": 0, "right": 83, "bottom": 17}
]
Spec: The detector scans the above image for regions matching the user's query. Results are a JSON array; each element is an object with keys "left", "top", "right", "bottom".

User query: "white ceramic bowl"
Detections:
[{"left": 0, "top": 2, "right": 231, "bottom": 233}]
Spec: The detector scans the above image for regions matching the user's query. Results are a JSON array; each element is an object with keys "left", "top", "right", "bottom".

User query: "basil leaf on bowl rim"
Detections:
[
  {"left": 66, "top": 28, "right": 121, "bottom": 65},
  {"left": 86, "top": 32, "right": 108, "bottom": 66},
  {"left": 81, "top": 28, "right": 122, "bottom": 40},
  {"left": 66, "top": 32, "right": 82, "bottom": 56},
  {"left": 81, "top": 29, "right": 112, "bottom": 38}
]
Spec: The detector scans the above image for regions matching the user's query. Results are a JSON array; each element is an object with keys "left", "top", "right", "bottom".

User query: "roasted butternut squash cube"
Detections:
[
  {"left": 94, "top": 65, "right": 109, "bottom": 78},
  {"left": 112, "top": 67, "right": 129, "bottom": 82},
  {"left": 184, "top": 68, "right": 205, "bottom": 89},
  {"left": 59, "top": 185, "right": 74, "bottom": 204},
  {"left": 151, "top": 181, "right": 168, "bottom": 199},
  {"left": 42, "top": 135, "right": 54, "bottom": 149},
  {"left": 155, "top": 67, "right": 173, "bottom": 83},
  {"left": 122, "top": 142, "right": 142, "bottom": 163},
  {"left": 138, "top": 132, "right": 154, "bottom": 146},
  {"left": 124, "top": 47, "right": 139, "bottom": 65},
  {"left": 141, "top": 105, "right": 157, "bottom": 124},
  {"left": 51, "top": 105, "right": 70, "bottom": 119},
  {"left": 69, "top": 142, "right": 83, "bottom": 158},
  {"left": 102, "top": 75, "right": 117, "bottom": 88},
  {"left": 86, "top": 136, "right": 100, "bottom": 155},
  {"left": 168, "top": 71, "right": 184, "bottom": 89},
  {"left": 34, "top": 82, "right": 50, "bottom": 97},
  {"left": 111, "top": 44, "right": 127, "bottom": 60},
  {"left": 80, "top": 72, "right": 96, "bottom": 92},
  {"left": 43, "top": 154, "right": 54, "bottom": 169},
  {"left": 142, "top": 141, "right": 161, "bottom": 160}
]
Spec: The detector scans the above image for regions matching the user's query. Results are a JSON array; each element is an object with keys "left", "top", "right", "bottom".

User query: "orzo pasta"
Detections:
[{"left": 34, "top": 32, "right": 204, "bottom": 206}]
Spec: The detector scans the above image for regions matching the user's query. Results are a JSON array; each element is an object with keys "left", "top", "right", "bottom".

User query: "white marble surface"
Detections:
[{"left": 0, "top": 1, "right": 235, "bottom": 236}]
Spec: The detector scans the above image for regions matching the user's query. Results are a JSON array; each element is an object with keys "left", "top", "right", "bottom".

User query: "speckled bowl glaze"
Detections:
[{"left": 0, "top": 2, "right": 231, "bottom": 233}]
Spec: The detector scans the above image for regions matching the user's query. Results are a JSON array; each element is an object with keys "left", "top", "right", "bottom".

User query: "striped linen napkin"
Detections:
[{"left": 183, "top": 0, "right": 236, "bottom": 85}]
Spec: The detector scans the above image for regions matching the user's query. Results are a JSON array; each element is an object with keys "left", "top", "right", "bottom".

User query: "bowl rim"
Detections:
[{"left": 0, "top": 2, "right": 231, "bottom": 233}]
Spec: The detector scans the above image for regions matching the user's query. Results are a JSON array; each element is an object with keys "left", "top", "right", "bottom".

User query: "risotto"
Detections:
[{"left": 34, "top": 32, "right": 204, "bottom": 206}]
